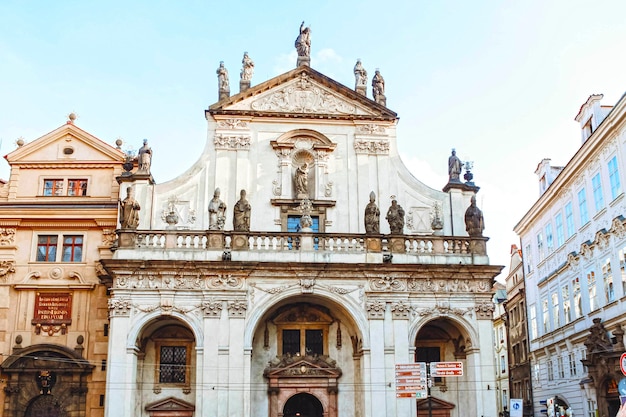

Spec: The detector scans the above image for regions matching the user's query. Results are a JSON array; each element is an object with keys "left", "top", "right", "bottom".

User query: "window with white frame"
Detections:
[
  {"left": 557, "top": 356, "right": 564, "bottom": 378},
  {"left": 602, "top": 258, "right": 614, "bottom": 303},
  {"left": 620, "top": 247, "right": 626, "bottom": 295},
  {"left": 546, "top": 359, "right": 554, "bottom": 381},
  {"left": 608, "top": 156, "right": 621, "bottom": 200},
  {"left": 555, "top": 213, "right": 564, "bottom": 247},
  {"left": 578, "top": 188, "right": 589, "bottom": 225},
  {"left": 573, "top": 277, "right": 582, "bottom": 318},
  {"left": 562, "top": 285, "right": 571, "bottom": 324},
  {"left": 529, "top": 304, "right": 537, "bottom": 339},
  {"left": 525, "top": 244, "right": 533, "bottom": 273},
  {"left": 545, "top": 223, "right": 554, "bottom": 253},
  {"left": 568, "top": 352, "right": 577, "bottom": 376},
  {"left": 587, "top": 270, "right": 597, "bottom": 311},
  {"left": 592, "top": 173, "right": 605, "bottom": 213},
  {"left": 551, "top": 292, "right": 560, "bottom": 328},
  {"left": 537, "top": 232, "right": 544, "bottom": 262},
  {"left": 36, "top": 234, "right": 84, "bottom": 262},
  {"left": 542, "top": 298, "right": 549, "bottom": 334},
  {"left": 586, "top": 399, "right": 596, "bottom": 417},
  {"left": 565, "top": 202, "right": 575, "bottom": 237}
]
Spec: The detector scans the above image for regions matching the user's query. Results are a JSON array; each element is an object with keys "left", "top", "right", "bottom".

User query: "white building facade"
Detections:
[
  {"left": 515, "top": 93, "right": 626, "bottom": 417},
  {"left": 99, "top": 49, "right": 503, "bottom": 417}
]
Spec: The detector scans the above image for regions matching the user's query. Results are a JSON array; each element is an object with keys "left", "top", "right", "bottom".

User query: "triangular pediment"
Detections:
[
  {"left": 145, "top": 397, "right": 195, "bottom": 412},
  {"left": 416, "top": 396, "right": 456, "bottom": 410},
  {"left": 208, "top": 66, "right": 397, "bottom": 120},
  {"left": 5, "top": 122, "right": 126, "bottom": 165},
  {"left": 264, "top": 356, "right": 342, "bottom": 378}
]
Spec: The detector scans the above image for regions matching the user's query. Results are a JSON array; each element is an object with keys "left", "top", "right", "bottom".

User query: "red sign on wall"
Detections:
[{"left": 32, "top": 292, "right": 72, "bottom": 324}]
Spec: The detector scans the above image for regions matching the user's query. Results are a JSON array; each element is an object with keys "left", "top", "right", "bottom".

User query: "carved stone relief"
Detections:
[
  {"left": 108, "top": 298, "right": 133, "bottom": 317},
  {"left": 355, "top": 124, "right": 386, "bottom": 135},
  {"left": 228, "top": 300, "right": 247, "bottom": 317},
  {"left": 114, "top": 273, "right": 243, "bottom": 290},
  {"left": 369, "top": 276, "right": 405, "bottom": 291},
  {"left": 406, "top": 207, "right": 431, "bottom": 234},
  {"left": 416, "top": 304, "right": 473, "bottom": 317},
  {"left": 214, "top": 134, "right": 251, "bottom": 150},
  {"left": 475, "top": 301, "right": 495, "bottom": 319},
  {"left": 0, "top": 228, "right": 16, "bottom": 245},
  {"left": 354, "top": 139, "right": 389, "bottom": 155},
  {"left": 250, "top": 73, "right": 357, "bottom": 114},
  {"left": 217, "top": 119, "right": 249, "bottom": 129},
  {"left": 366, "top": 300, "right": 386, "bottom": 319},
  {"left": 391, "top": 301, "right": 411, "bottom": 319}
]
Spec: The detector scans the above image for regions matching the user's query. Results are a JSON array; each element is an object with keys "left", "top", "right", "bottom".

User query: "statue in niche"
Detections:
[
  {"left": 208, "top": 188, "right": 227, "bottom": 230},
  {"left": 464, "top": 195, "right": 484, "bottom": 237},
  {"left": 295, "top": 163, "right": 309, "bottom": 196},
  {"left": 364, "top": 191, "right": 380, "bottom": 234},
  {"left": 137, "top": 138, "right": 152, "bottom": 173},
  {"left": 448, "top": 149, "right": 463, "bottom": 182},
  {"left": 240, "top": 52, "right": 254, "bottom": 82},
  {"left": 386, "top": 199, "right": 405, "bottom": 234},
  {"left": 233, "top": 189, "right": 251, "bottom": 231},
  {"left": 295, "top": 21, "right": 311, "bottom": 58},
  {"left": 120, "top": 186, "right": 141, "bottom": 229}
]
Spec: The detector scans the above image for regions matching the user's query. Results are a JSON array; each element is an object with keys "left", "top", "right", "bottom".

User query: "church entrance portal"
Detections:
[{"left": 283, "top": 393, "right": 323, "bottom": 417}]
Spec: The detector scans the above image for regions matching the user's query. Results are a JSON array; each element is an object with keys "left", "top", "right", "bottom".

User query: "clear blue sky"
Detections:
[{"left": 2, "top": 0, "right": 626, "bottom": 275}]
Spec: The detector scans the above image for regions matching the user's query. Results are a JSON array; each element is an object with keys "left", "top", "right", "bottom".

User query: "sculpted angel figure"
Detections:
[{"left": 295, "top": 21, "right": 311, "bottom": 57}]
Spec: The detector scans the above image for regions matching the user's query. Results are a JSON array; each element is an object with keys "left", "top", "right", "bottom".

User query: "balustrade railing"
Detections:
[{"left": 118, "top": 229, "right": 486, "bottom": 259}]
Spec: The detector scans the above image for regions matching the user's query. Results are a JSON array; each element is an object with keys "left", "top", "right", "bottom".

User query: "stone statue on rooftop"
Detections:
[
  {"left": 137, "top": 139, "right": 152, "bottom": 174},
  {"left": 372, "top": 69, "right": 386, "bottom": 106},
  {"left": 464, "top": 195, "right": 484, "bottom": 237},
  {"left": 216, "top": 61, "right": 230, "bottom": 100},
  {"left": 208, "top": 188, "right": 227, "bottom": 230},
  {"left": 364, "top": 191, "right": 380, "bottom": 234},
  {"left": 386, "top": 199, "right": 405, "bottom": 234},
  {"left": 233, "top": 189, "right": 251, "bottom": 231},
  {"left": 240, "top": 52, "right": 254, "bottom": 82},
  {"left": 120, "top": 187, "right": 141, "bottom": 229},
  {"left": 448, "top": 149, "right": 462, "bottom": 182},
  {"left": 354, "top": 59, "right": 368, "bottom": 96},
  {"left": 295, "top": 21, "right": 311, "bottom": 66}
]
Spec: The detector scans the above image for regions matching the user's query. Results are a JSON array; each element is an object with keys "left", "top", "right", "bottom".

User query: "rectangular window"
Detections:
[
  {"left": 500, "top": 355, "right": 506, "bottom": 373},
  {"left": 573, "top": 277, "right": 582, "bottom": 318},
  {"left": 620, "top": 247, "right": 626, "bottom": 294},
  {"left": 602, "top": 258, "right": 614, "bottom": 303},
  {"left": 557, "top": 356, "right": 564, "bottom": 378},
  {"left": 159, "top": 346, "right": 187, "bottom": 384},
  {"left": 305, "top": 329, "right": 324, "bottom": 355},
  {"left": 525, "top": 244, "right": 533, "bottom": 273},
  {"left": 587, "top": 400, "right": 597, "bottom": 417},
  {"left": 542, "top": 298, "right": 549, "bottom": 334},
  {"left": 562, "top": 285, "right": 571, "bottom": 324},
  {"left": 555, "top": 213, "right": 564, "bottom": 247},
  {"left": 546, "top": 359, "right": 554, "bottom": 381},
  {"left": 545, "top": 223, "right": 554, "bottom": 253},
  {"left": 569, "top": 352, "right": 577, "bottom": 376},
  {"left": 529, "top": 304, "right": 537, "bottom": 339},
  {"left": 62, "top": 235, "right": 83, "bottom": 262},
  {"left": 578, "top": 188, "right": 589, "bottom": 225},
  {"left": 587, "top": 271, "right": 597, "bottom": 311},
  {"left": 565, "top": 202, "right": 575, "bottom": 237},
  {"left": 537, "top": 232, "right": 544, "bottom": 262},
  {"left": 67, "top": 179, "right": 88, "bottom": 196},
  {"left": 36, "top": 235, "right": 58, "bottom": 261},
  {"left": 43, "top": 179, "right": 64, "bottom": 196},
  {"left": 551, "top": 292, "right": 560, "bottom": 328},
  {"left": 282, "top": 329, "right": 300, "bottom": 355},
  {"left": 592, "top": 173, "right": 605, "bottom": 212},
  {"left": 608, "top": 156, "right": 622, "bottom": 199}
]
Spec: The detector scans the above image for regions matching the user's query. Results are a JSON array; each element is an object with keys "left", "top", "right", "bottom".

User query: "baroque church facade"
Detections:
[{"left": 1, "top": 27, "right": 502, "bottom": 417}]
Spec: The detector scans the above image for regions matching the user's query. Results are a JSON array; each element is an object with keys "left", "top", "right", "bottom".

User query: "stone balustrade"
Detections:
[{"left": 116, "top": 230, "right": 488, "bottom": 263}]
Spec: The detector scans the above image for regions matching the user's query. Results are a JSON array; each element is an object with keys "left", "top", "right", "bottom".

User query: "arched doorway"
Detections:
[
  {"left": 283, "top": 393, "right": 323, "bottom": 417},
  {"left": 24, "top": 395, "right": 67, "bottom": 417},
  {"left": 415, "top": 317, "right": 472, "bottom": 417}
]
